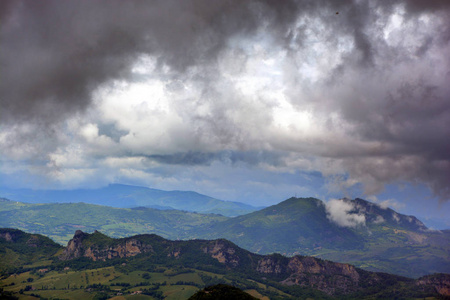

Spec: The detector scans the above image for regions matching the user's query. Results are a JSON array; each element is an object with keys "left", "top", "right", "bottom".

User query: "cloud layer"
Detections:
[{"left": 1, "top": 0, "right": 449, "bottom": 204}]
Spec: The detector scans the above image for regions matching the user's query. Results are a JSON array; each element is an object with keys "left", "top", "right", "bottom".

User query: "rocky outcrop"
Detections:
[
  {"left": 200, "top": 239, "right": 364, "bottom": 295},
  {"left": 202, "top": 240, "right": 240, "bottom": 267},
  {"left": 0, "top": 229, "right": 42, "bottom": 247},
  {"left": 59, "top": 230, "right": 87, "bottom": 260},
  {"left": 287, "top": 256, "right": 360, "bottom": 281},
  {"left": 83, "top": 239, "right": 151, "bottom": 261},
  {"left": 59, "top": 230, "right": 153, "bottom": 261},
  {"left": 256, "top": 256, "right": 284, "bottom": 274},
  {"left": 280, "top": 256, "right": 361, "bottom": 295},
  {"left": 253, "top": 254, "right": 361, "bottom": 295},
  {"left": 52, "top": 230, "right": 447, "bottom": 298},
  {"left": 0, "top": 231, "right": 13, "bottom": 242},
  {"left": 416, "top": 274, "right": 450, "bottom": 297}
]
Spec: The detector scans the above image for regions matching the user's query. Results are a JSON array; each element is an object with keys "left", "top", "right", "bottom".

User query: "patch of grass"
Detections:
[{"left": 161, "top": 284, "right": 198, "bottom": 300}]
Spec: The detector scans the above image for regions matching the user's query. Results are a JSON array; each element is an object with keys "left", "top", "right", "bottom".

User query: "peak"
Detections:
[
  {"left": 337, "top": 198, "right": 428, "bottom": 231},
  {"left": 353, "top": 198, "right": 373, "bottom": 204},
  {"left": 74, "top": 230, "right": 85, "bottom": 236},
  {"left": 283, "top": 197, "right": 321, "bottom": 203},
  {"left": 275, "top": 197, "right": 323, "bottom": 208}
]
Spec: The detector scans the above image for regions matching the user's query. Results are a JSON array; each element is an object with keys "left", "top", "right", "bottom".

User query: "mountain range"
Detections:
[
  {"left": 0, "top": 194, "right": 448, "bottom": 278},
  {"left": 0, "top": 184, "right": 262, "bottom": 217},
  {"left": 1, "top": 228, "right": 449, "bottom": 299},
  {"left": 197, "top": 197, "right": 450, "bottom": 277}
]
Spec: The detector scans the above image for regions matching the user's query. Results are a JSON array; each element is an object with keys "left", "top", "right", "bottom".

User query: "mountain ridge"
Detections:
[
  {"left": 0, "top": 195, "right": 448, "bottom": 278},
  {"left": 0, "top": 184, "right": 262, "bottom": 217},
  {"left": 1, "top": 228, "right": 449, "bottom": 299},
  {"left": 197, "top": 197, "right": 450, "bottom": 277}
]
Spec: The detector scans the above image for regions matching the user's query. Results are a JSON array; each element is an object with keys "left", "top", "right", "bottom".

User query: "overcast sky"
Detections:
[{"left": 0, "top": 0, "right": 449, "bottom": 224}]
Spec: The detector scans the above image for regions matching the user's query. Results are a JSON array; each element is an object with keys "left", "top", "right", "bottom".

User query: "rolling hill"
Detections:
[
  {"left": 0, "top": 228, "right": 62, "bottom": 274},
  {"left": 0, "top": 198, "right": 226, "bottom": 244},
  {"left": 0, "top": 184, "right": 261, "bottom": 217}
]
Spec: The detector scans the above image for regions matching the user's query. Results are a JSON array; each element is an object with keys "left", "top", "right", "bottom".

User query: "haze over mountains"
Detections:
[
  {"left": 0, "top": 184, "right": 261, "bottom": 217},
  {"left": 1, "top": 186, "right": 449, "bottom": 278}
]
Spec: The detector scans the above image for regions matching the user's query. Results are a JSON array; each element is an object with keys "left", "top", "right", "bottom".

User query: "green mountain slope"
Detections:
[
  {"left": 195, "top": 197, "right": 450, "bottom": 278},
  {"left": 316, "top": 198, "right": 450, "bottom": 277},
  {"left": 0, "top": 228, "right": 62, "bottom": 274},
  {"left": 0, "top": 184, "right": 260, "bottom": 216},
  {"left": 196, "top": 197, "right": 364, "bottom": 254},
  {"left": 0, "top": 200, "right": 226, "bottom": 244},
  {"left": 0, "top": 197, "right": 35, "bottom": 212}
]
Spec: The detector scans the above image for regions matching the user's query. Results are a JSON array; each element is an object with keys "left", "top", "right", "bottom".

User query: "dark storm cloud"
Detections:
[
  {"left": 0, "top": 0, "right": 420, "bottom": 124},
  {"left": 0, "top": 0, "right": 300, "bottom": 124},
  {"left": 1, "top": 0, "right": 450, "bottom": 201}
]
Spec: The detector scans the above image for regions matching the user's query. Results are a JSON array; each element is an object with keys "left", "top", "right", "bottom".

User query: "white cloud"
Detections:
[
  {"left": 392, "top": 213, "right": 400, "bottom": 223},
  {"left": 366, "top": 195, "right": 405, "bottom": 210},
  {"left": 373, "top": 215, "right": 385, "bottom": 224},
  {"left": 325, "top": 199, "right": 366, "bottom": 228}
]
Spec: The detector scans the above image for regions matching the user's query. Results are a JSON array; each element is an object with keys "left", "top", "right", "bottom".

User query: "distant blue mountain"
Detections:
[{"left": 0, "top": 184, "right": 262, "bottom": 217}]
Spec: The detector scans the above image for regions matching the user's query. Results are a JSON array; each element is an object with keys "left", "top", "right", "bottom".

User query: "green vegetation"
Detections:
[
  {"left": 0, "top": 229, "right": 447, "bottom": 299},
  {"left": 0, "top": 228, "right": 62, "bottom": 274},
  {"left": 0, "top": 196, "right": 448, "bottom": 278},
  {"left": 196, "top": 197, "right": 364, "bottom": 253},
  {"left": 188, "top": 284, "right": 258, "bottom": 300},
  {"left": 0, "top": 184, "right": 260, "bottom": 217},
  {"left": 0, "top": 201, "right": 226, "bottom": 244},
  {"left": 0, "top": 264, "right": 297, "bottom": 299}
]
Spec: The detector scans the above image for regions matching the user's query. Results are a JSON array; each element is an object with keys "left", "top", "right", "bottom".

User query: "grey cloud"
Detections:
[
  {"left": 0, "top": 0, "right": 301, "bottom": 125},
  {"left": 97, "top": 123, "right": 128, "bottom": 143},
  {"left": 147, "top": 152, "right": 216, "bottom": 166},
  {"left": 404, "top": 0, "right": 450, "bottom": 13},
  {"left": 281, "top": 2, "right": 450, "bottom": 200},
  {"left": 146, "top": 150, "right": 285, "bottom": 167},
  {"left": 1, "top": 0, "right": 401, "bottom": 125},
  {"left": 1, "top": 0, "right": 450, "bottom": 202}
]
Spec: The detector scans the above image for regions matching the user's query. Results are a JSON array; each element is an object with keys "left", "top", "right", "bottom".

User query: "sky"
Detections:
[{"left": 0, "top": 0, "right": 449, "bottom": 226}]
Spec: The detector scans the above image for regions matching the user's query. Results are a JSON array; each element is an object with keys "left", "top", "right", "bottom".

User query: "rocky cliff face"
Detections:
[
  {"left": 59, "top": 230, "right": 153, "bottom": 261},
  {"left": 55, "top": 230, "right": 449, "bottom": 298},
  {"left": 202, "top": 240, "right": 240, "bottom": 268},
  {"left": 416, "top": 274, "right": 450, "bottom": 297},
  {"left": 256, "top": 256, "right": 285, "bottom": 274},
  {"left": 281, "top": 256, "right": 361, "bottom": 295},
  {"left": 0, "top": 231, "right": 14, "bottom": 242},
  {"left": 201, "top": 239, "right": 364, "bottom": 295},
  {"left": 252, "top": 254, "right": 362, "bottom": 295}
]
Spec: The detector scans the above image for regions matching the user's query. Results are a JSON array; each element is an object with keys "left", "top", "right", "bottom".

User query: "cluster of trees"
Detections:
[
  {"left": 188, "top": 284, "right": 258, "bottom": 300},
  {"left": 0, "top": 287, "right": 18, "bottom": 300}
]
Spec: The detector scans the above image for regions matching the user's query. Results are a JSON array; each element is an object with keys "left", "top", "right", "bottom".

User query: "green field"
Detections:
[{"left": 0, "top": 265, "right": 294, "bottom": 300}]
